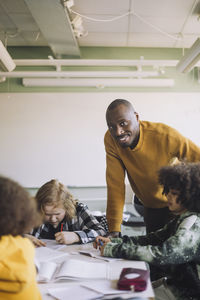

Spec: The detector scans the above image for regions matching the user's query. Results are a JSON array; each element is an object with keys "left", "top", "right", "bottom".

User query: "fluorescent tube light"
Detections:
[
  {"left": 0, "top": 40, "right": 16, "bottom": 72},
  {"left": 176, "top": 38, "right": 200, "bottom": 73},
  {"left": 22, "top": 78, "right": 174, "bottom": 87},
  {"left": 0, "top": 70, "right": 159, "bottom": 78},
  {"left": 14, "top": 59, "right": 178, "bottom": 67}
]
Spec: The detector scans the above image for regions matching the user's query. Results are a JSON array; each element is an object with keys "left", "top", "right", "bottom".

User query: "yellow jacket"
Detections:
[
  {"left": 105, "top": 121, "right": 200, "bottom": 232},
  {"left": 0, "top": 235, "right": 41, "bottom": 300}
]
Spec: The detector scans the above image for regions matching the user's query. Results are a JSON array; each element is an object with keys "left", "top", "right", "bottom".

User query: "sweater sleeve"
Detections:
[
  {"left": 166, "top": 126, "right": 200, "bottom": 162},
  {"left": 103, "top": 215, "right": 200, "bottom": 266},
  {"left": 104, "top": 131, "right": 126, "bottom": 232}
]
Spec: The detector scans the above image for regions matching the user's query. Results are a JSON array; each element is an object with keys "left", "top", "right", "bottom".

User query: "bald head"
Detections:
[{"left": 106, "top": 99, "right": 135, "bottom": 120}]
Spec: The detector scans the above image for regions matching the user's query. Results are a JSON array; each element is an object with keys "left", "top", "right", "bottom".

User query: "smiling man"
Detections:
[{"left": 104, "top": 99, "right": 200, "bottom": 236}]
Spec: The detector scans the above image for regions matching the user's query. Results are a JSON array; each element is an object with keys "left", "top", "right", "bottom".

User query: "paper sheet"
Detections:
[
  {"left": 37, "top": 261, "right": 57, "bottom": 282},
  {"left": 40, "top": 239, "right": 67, "bottom": 250},
  {"left": 82, "top": 279, "right": 131, "bottom": 295},
  {"left": 48, "top": 286, "right": 103, "bottom": 300},
  {"left": 35, "top": 246, "right": 68, "bottom": 262},
  {"left": 54, "top": 259, "right": 108, "bottom": 279},
  {"left": 78, "top": 249, "right": 123, "bottom": 262},
  {"left": 82, "top": 278, "right": 155, "bottom": 298}
]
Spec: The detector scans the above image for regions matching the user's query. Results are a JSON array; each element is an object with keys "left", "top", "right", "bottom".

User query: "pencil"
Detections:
[
  {"left": 98, "top": 240, "right": 103, "bottom": 246},
  {"left": 61, "top": 223, "right": 64, "bottom": 232}
]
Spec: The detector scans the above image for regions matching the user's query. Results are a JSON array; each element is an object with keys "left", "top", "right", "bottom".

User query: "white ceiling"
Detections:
[
  {"left": 73, "top": 0, "right": 200, "bottom": 48},
  {"left": 0, "top": 0, "right": 199, "bottom": 56}
]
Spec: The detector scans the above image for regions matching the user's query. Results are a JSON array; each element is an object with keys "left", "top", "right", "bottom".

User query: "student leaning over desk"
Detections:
[
  {"left": 0, "top": 176, "right": 42, "bottom": 300},
  {"left": 26, "top": 179, "right": 107, "bottom": 247},
  {"left": 95, "top": 162, "right": 200, "bottom": 300}
]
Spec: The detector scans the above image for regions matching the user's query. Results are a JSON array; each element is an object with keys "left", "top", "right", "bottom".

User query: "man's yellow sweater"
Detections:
[{"left": 105, "top": 121, "right": 200, "bottom": 232}]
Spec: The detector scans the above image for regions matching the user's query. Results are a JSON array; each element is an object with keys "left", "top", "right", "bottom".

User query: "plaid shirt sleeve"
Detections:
[
  {"left": 73, "top": 203, "right": 107, "bottom": 244},
  {"left": 30, "top": 224, "right": 46, "bottom": 238}
]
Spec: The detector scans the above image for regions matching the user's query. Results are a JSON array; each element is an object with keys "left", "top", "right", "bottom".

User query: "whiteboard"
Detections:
[{"left": 0, "top": 92, "right": 200, "bottom": 187}]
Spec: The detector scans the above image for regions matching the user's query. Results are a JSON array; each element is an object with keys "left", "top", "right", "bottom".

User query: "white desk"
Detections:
[{"left": 37, "top": 242, "right": 154, "bottom": 300}]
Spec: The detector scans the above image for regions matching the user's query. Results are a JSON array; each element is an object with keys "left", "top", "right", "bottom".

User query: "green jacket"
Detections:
[{"left": 104, "top": 212, "right": 200, "bottom": 299}]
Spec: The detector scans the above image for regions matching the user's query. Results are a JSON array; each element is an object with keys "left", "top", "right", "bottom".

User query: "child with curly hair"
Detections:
[
  {"left": 26, "top": 179, "right": 107, "bottom": 247},
  {"left": 0, "top": 176, "right": 41, "bottom": 300},
  {"left": 94, "top": 162, "right": 200, "bottom": 300}
]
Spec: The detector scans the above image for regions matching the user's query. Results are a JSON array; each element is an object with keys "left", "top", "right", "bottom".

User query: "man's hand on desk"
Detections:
[{"left": 55, "top": 231, "right": 80, "bottom": 245}]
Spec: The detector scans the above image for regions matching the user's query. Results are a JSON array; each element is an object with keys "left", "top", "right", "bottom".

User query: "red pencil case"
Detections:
[{"left": 117, "top": 267, "right": 149, "bottom": 292}]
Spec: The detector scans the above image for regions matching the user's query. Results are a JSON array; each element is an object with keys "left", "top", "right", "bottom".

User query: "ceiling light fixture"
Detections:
[
  {"left": 22, "top": 78, "right": 174, "bottom": 88},
  {"left": 0, "top": 70, "right": 160, "bottom": 78},
  {"left": 176, "top": 37, "right": 200, "bottom": 73},
  {"left": 0, "top": 40, "right": 16, "bottom": 72},
  {"left": 71, "top": 15, "right": 87, "bottom": 38},
  {"left": 13, "top": 59, "right": 179, "bottom": 67}
]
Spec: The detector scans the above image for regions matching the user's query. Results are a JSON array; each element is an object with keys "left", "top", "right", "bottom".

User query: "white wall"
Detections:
[{"left": 0, "top": 92, "right": 200, "bottom": 187}]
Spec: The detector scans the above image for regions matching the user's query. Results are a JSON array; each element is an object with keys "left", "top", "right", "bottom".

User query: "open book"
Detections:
[{"left": 37, "top": 258, "right": 108, "bottom": 282}]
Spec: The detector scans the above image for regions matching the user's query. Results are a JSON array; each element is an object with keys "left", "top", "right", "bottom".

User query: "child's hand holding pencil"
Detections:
[
  {"left": 93, "top": 236, "right": 111, "bottom": 256},
  {"left": 55, "top": 223, "right": 80, "bottom": 245}
]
